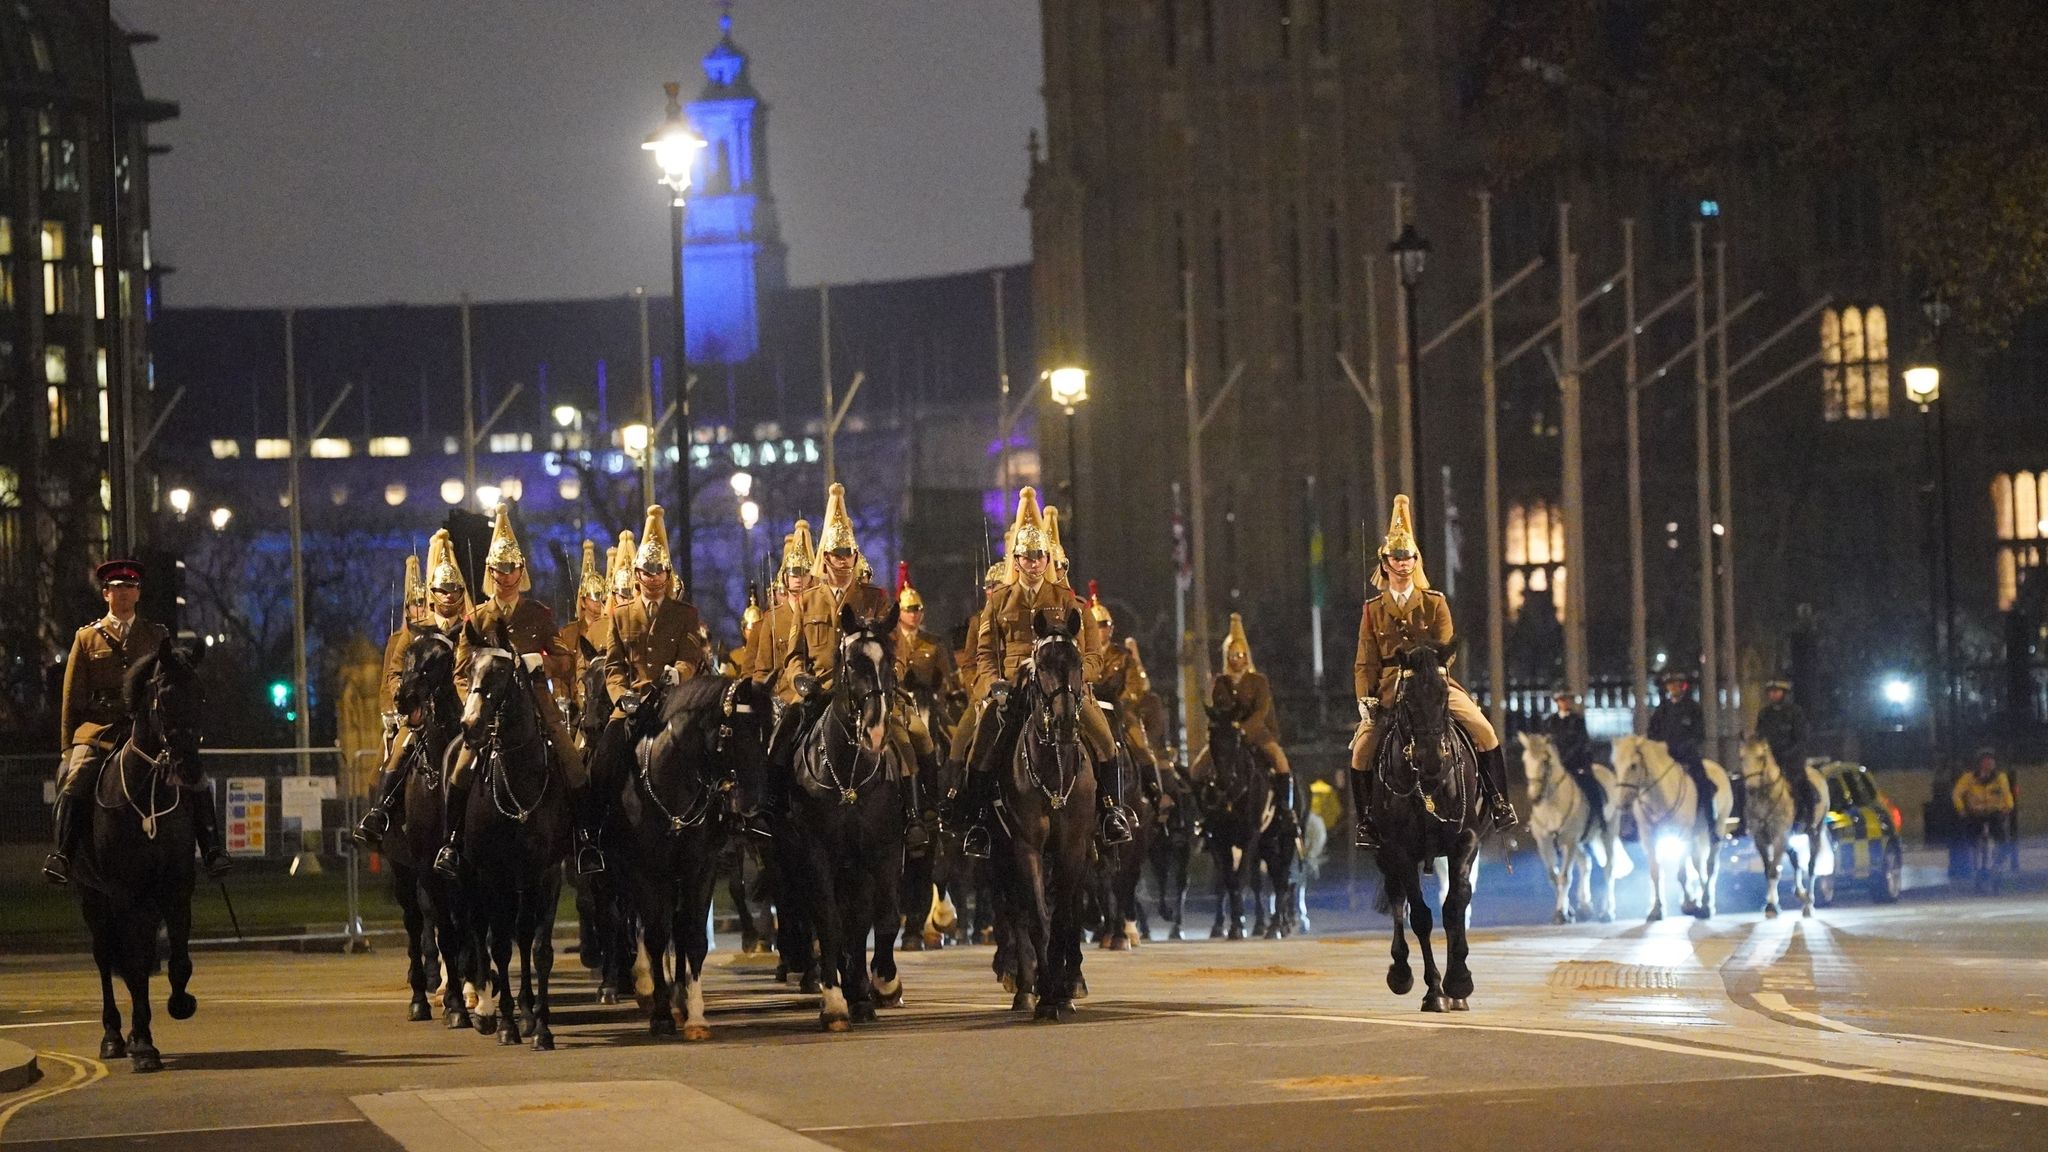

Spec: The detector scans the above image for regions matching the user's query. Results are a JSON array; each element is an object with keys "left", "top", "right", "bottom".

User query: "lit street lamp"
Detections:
[
  {"left": 645, "top": 81, "right": 705, "bottom": 592},
  {"left": 1389, "top": 222, "right": 1431, "bottom": 539},
  {"left": 1047, "top": 365, "right": 1089, "bottom": 551},
  {"left": 167, "top": 487, "right": 192, "bottom": 519},
  {"left": 209, "top": 506, "right": 232, "bottom": 532},
  {"left": 1914, "top": 288, "right": 1956, "bottom": 771}
]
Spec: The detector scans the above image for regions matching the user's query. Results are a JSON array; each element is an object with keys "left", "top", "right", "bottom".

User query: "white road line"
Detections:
[
  {"left": 0, "top": 1021, "right": 91, "bottom": 1031},
  {"left": 0, "top": 1052, "right": 106, "bottom": 1141},
  {"left": 1752, "top": 992, "right": 1873, "bottom": 1035},
  {"left": 12, "top": 1118, "right": 366, "bottom": 1144}
]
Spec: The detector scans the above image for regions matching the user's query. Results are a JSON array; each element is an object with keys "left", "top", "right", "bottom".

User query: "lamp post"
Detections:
[
  {"left": 1047, "top": 365, "right": 1089, "bottom": 552},
  {"left": 1912, "top": 289, "right": 1956, "bottom": 769},
  {"left": 1389, "top": 223, "right": 1431, "bottom": 539},
  {"left": 645, "top": 81, "right": 704, "bottom": 591}
]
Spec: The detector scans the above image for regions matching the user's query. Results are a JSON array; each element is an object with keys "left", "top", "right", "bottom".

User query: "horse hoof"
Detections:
[
  {"left": 1801, "top": 906, "right": 1813, "bottom": 919},
  {"left": 1209, "top": 924, "right": 1225, "bottom": 940},
  {"left": 800, "top": 973, "right": 821, "bottom": 995},
  {"left": 168, "top": 991, "right": 197, "bottom": 1020},
  {"left": 477, "top": 1013, "right": 499, "bottom": 1036},
  {"left": 1228, "top": 926, "right": 1246, "bottom": 941},
  {"left": 1073, "top": 974, "right": 1089, "bottom": 1001},
  {"left": 408, "top": 1000, "right": 433, "bottom": 1023},
  {"left": 1644, "top": 909, "right": 1663, "bottom": 923},
  {"left": 683, "top": 1023, "right": 712, "bottom": 1043},
  {"left": 1034, "top": 1002, "right": 1064, "bottom": 1022},
  {"left": 851, "top": 1002, "right": 877, "bottom": 1024},
  {"left": 1387, "top": 965, "right": 1414, "bottom": 996},
  {"left": 1449, "top": 998, "right": 1470, "bottom": 1012},
  {"left": 1598, "top": 911, "right": 1614, "bottom": 924},
  {"left": 532, "top": 1032, "right": 555, "bottom": 1052},
  {"left": 1263, "top": 927, "right": 1282, "bottom": 941},
  {"left": 822, "top": 1015, "right": 851, "bottom": 1033},
  {"left": 1692, "top": 906, "right": 1713, "bottom": 921},
  {"left": 448, "top": 1011, "right": 472, "bottom": 1031},
  {"left": 901, "top": 937, "right": 925, "bottom": 953},
  {"left": 876, "top": 986, "right": 904, "bottom": 1009},
  {"left": 651, "top": 1016, "right": 676, "bottom": 1036},
  {"left": 1763, "top": 905, "right": 1780, "bottom": 919},
  {"left": 100, "top": 1037, "right": 127, "bottom": 1060},
  {"left": 498, "top": 1026, "right": 523, "bottom": 1046},
  {"left": 597, "top": 988, "right": 618, "bottom": 1006},
  {"left": 1168, "top": 927, "right": 1184, "bottom": 942},
  {"left": 1553, "top": 911, "right": 1569, "bottom": 925},
  {"left": 1422, "top": 996, "right": 1445, "bottom": 1013},
  {"left": 1000, "top": 973, "right": 1017, "bottom": 994},
  {"left": 130, "top": 1047, "right": 163, "bottom": 1073}
]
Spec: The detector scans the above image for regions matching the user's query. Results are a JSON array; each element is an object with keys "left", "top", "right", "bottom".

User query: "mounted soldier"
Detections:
[
  {"left": 354, "top": 533, "right": 471, "bottom": 847},
  {"left": 730, "top": 582, "right": 765, "bottom": 678},
  {"left": 763, "top": 484, "right": 929, "bottom": 853},
  {"left": 45, "top": 559, "right": 229, "bottom": 884},
  {"left": 943, "top": 487, "right": 1133, "bottom": 858},
  {"left": 576, "top": 506, "right": 709, "bottom": 874},
  {"left": 1752, "top": 676, "right": 1817, "bottom": 826},
  {"left": 556, "top": 539, "right": 614, "bottom": 726},
  {"left": 434, "top": 506, "right": 584, "bottom": 879},
  {"left": 1349, "top": 495, "right": 1517, "bottom": 850},
  {"left": 1646, "top": 667, "right": 1717, "bottom": 831},
  {"left": 1207, "top": 613, "right": 1296, "bottom": 834},
  {"left": 892, "top": 562, "right": 959, "bottom": 753},
  {"left": 1088, "top": 584, "right": 1166, "bottom": 808},
  {"left": 745, "top": 520, "right": 814, "bottom": 694}
]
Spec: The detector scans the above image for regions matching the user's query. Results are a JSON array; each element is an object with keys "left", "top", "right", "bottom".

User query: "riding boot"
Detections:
[
  {"left": 42, "top": 793, "right": 80, "bottom": 885},
  {"left": 352, "top": 756, "right": 411, "bottom": 848},
  {"left": 434, "top": 777, "right": 471, "bottom": 880},
  {"left": 1480, "top": 746, "right": 1519, "bottom": 830},
  {"left": 189, "top": 786, "right": 232, "bottom": 878},
  {"left": 1349, "top": 766, "right": 1381, "bottom": 851},
  {"left": 954, "top": 763, "right": 994, "bottom": 860},
  {"left": 900, "top": 769, "right": 929, "bottom": 857},
  {"left": 1272, "top": 772, "right": 1298, "bottom": 837}
]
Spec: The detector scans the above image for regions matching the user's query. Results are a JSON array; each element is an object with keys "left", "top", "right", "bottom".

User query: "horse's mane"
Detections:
[{"left": 658, "top": 675, "right": 730, "bottom": 723}]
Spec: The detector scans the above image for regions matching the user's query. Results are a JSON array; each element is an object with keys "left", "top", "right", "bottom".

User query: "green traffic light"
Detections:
[{"left": 269, "top": 681, "right": 290, "bottom": 710}]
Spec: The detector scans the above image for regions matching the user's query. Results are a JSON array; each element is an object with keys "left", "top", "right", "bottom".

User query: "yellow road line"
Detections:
[{"left": 0, "top": 1051, "right": 108, "bottom": 1140}]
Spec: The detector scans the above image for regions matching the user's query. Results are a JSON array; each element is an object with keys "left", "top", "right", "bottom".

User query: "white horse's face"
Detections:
[
  {"left": 1519, "top": 733, "right": 1555, "bottom": 777},
  {"left": 1739, "top": 740, "right": 1773, "bottom": 784},
  {"left": 1610, "top": 736, "right": 1644, "bottom": 784}
]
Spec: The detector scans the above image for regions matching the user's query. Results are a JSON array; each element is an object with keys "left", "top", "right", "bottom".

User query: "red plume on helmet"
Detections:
[
  {"left": 896, "top": 561, "right": 923, "bottom": 612},
  {"left": 896, "top": 560, "right": 910, "bottom": 594},
  {"left": 1088, "top": 579, "right": 1100, "bottom": 602}
]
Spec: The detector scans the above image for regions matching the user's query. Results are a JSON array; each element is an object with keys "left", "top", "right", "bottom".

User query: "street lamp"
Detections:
[
  {"left": 1389, "top": 222, "right": 1431, "bottom": 539},
  {"left": 621, "top": 422, "right": 651, "bottom": 458},
  {"left": 167, "top": 487, "right": 192, "bottom": 519},
  {"left": 729, "top": 470, "right": 753, "bottom": 500},
  {"left": 1917, "top": 288, "right": 1957, "bottom": 772},
  {"left": 208, "top": 506, "right": 232, "bottom": 532},
  {"left": 1047, "top": 365, "right": 1089, "bottom": 551},
  {"left": 645, "top": 81, "right": 705, "bottom": 591}
]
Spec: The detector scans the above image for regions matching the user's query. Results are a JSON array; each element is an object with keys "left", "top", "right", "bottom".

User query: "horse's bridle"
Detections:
[
  {"left": 1378, "top": 658, "right": 1467, "bottom": 825},
  {"left": 808, "top": 630, "right": 889, "bottom": 805},
  {"left": 470, "top": 646, "right": 548, "bottom": 823},
  {"left": 638, "top": 679, "right": 760, "bottom": 834},
  {"left": 1019, "top": 632, "right": 1084, "bottom": 810}
]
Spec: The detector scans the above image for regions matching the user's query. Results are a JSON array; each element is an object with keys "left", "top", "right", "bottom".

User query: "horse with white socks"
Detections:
[
  {"left": 1610, "top": 735, "right": 1732, "bottom": 921},
  {"left": 1738, "top": 740, "right": 1830, "bottom": 919},
  {"left": 1518, "top": 733, "right": 1629, "bottom": 923}
]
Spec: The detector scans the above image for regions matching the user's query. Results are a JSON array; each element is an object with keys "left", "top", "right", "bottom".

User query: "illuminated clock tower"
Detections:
[{"left": 684, "top": 5, "right": 787, "bottom": 364}]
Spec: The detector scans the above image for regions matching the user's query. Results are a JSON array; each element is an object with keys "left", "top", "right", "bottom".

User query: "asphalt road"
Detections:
[{"left": 4, "top": 867, "right": 2046, "bottom": 1151}]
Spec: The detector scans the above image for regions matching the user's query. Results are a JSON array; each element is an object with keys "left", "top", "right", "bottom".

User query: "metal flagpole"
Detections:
[
  {"left": 1558, "top": 204, "right": 1589, "bottom": 697},
  {"left": 1479, "top": 193, "right": 1506, "bottom": 734},
  {"left": 1623, "top": 220, "right": 1649, "bottom": 732},
  {"left": 1691, "top": 222, "right": 1721, "bottom": 761},
  {"left": 1714, "top": 238, "right": 1741, "bottom": 769}
]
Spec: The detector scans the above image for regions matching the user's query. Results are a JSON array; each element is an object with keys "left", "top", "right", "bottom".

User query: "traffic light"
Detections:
[{"left": 269, "top": 679, "right": 296, "bottom": 722}]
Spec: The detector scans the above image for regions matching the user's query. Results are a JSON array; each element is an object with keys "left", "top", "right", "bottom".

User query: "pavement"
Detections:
[{"left": 4, "top": 859, "right": 2048, "bottom": 1152}]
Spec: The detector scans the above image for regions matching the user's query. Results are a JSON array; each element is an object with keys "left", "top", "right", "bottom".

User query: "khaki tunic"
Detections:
[
  {"left": 60, "top": 616, "right": 169, "bottom": 750},
  {"left": 744, "top": 601, "right": 801, "bottom": 693},
  {"left": 1353, "top": 588, "right": 1457, "bottom": 706},
  {"left": 780, "top": 580, "right": 893, "bottom": 702},
  {"left": 453, "top": 596, "right": 585, "bottom": 787},
  {"left": 605, "top": 597, "right": 708, "bottom": 708},
  {"left": 1223, "top": 670, "right": 1281, "bottom": 746},
  {"left": 893, "top": 627, "right": 958, "bottom": 700},
  {"left": 973, "top": 581, "right": 1102, "bottom": 701},
  {"left": 381, "top": 628, "right": 411, "bottom": 712},
  {"left": 557, "top": 613, "right": 613, "bottom": 713}
]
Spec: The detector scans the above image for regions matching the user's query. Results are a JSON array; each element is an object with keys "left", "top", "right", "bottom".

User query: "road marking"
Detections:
[
  {"left": 1753, "top": 992, "right": 1873, "bottom": 1035},
  {"left": 14, "top": 1118, "right": 367, "bottom": 1144},
  {"left": 0, "top": 1021, "right": 91, "bottom": 1031},
  {"left": 0, "top": 1052, "right": 107, "bottom": 1141}
]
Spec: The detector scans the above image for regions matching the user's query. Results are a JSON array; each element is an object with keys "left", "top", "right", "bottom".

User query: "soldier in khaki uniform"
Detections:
[
  {"left": 355, "top": 535, "right": 471, "bottom": 847},
  {"left": 435, "top": 506, "right": 584, "bottom": 878},
  {"left": 1086, "top": 584, "right": 1167, "bottom": 808},
  {"left": 575, "top": 507, "right": 709, "bottom": 873},
  {"left": 728, "top": 584, "right": 764, "bottom": 678},
  {"left": 45, "top": 560, "right": 229, "bottom": 884},
  {"left": 1204, "top": 614, "right": 1296, "bottom": 830},
  {"left": 946, "top": 488, "right": 1132, "bottom": 858},
  {"left": 556, "top": 540, "right": 614, "bottom": 723},
  {"left": 1349, "top": 495, "right": 1515, "bottom": 849},
  {"left": 892, "top": 563, "right": 956, "bottom": 767},
  {"left": 745, "top": 521, "right": 814, "bottom": 693}
]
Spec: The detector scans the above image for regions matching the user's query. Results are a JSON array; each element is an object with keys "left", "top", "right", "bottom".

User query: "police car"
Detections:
[{"left": 1722, "top": 761, "right": 1904, "bottom": 906}]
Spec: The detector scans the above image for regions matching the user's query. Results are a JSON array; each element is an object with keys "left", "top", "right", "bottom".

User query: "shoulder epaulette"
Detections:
[
  {"left": 1423, "top": 589, "right": 1446, "bottom": 599},
  {"left": 1363, "top": 591, "right": 1382, "bottom": 604}
]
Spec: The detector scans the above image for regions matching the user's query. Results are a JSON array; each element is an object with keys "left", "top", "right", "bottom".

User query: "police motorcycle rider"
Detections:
[
  {"left": 432, "top": 507, "right": 586, "bottom": 879},
  {"left": 941, "top": 487, "right": 1135, "bottom": 860},
  {"left": 45, "top": 559, "right": 231, "bottom": 884},
  {"left": 354, "top": 532, "right": 472, "bottom": 847},
  {"left": 1349, "top": 495, "right": 1517, "bottom": 850}
]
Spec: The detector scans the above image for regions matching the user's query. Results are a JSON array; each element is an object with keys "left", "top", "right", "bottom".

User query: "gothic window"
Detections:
[
  {"left": 40, "top": 220, "right": 67, "bottom": 315},
  {"left": 1993, "top": 471, "right": 2046, "bottom": 611},
  {"left": 1505, "top": 500, "right": 1567, "bottom": 623},
  {"left": 37, "top": 111, "right": 77, "bottom": 195},
  {"left": 1821, "top": 305, "right": 1889, "bottom": 420}
]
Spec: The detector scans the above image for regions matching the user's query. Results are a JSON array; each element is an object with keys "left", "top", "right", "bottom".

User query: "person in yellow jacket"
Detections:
[{"left": 1953, "top": 749, "right": 2015, "bottom": 837}]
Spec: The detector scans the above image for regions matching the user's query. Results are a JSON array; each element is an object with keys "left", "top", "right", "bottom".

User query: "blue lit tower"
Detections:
[{"left": 684, "top": 5, "right": 787, "bottom": 364}]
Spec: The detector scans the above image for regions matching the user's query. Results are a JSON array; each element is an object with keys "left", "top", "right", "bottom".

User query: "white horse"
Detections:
[
  {"left": 1518, "top": 733, "right": 1631, "bottom": 924},
  {"left": 1610, "top": 735, "right": 1732, "bottom": 921},
  {"left": 1738, "top": 740, "right": 1831, "bottom": 919}
]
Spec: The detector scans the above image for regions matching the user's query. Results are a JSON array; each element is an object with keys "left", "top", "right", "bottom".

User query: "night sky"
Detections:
[{"left": 121, "top": 0, "right": 1043, "bottom": 308}]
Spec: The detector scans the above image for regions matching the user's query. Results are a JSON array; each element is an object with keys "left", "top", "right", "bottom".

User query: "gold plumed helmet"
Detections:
[
  {"left": 577, "top": 540, "right": 606, "bottom": 602},
  {"left": 611, "top": 529, "right": 637, "bottom": 598},
  {"left": 812, "top": 483, "right": 860, "bottom": 573},
  {"left": 1222, "top": 612, "right": 1256, "bottom": 672},
  {"left": 1044, "top": 506, "right": 1070, "bottom": 585},
  {"left": 742, "top": 581, "right": 763, "bottom": 636},
  {"left": 1373, "top": 493, "right": 1431, "bottom": 591},
  {"left": 984, "top": 561, "right": 1008, "bottom": 589},
  {"left": 635, "top": 505, "right": 672, "bottom": 576},
  {"left": 484, "top": 504, "right": 530, "bottom": 591},
  {"left": 402, "top": 553, "right": 427, "bottom": 609},
  {"left": 1087, "top": 579, "right": 1111, "bottom": 626},
  {"left": 782, "top": 518, "right": 817, "bottom": 578},
  {"left": 425, "top": 529, "right": 472, "bottom": 612},
  {"left": 897, "top": 561, "right": 922, "bottom": 612},
  {"left": 1004, "top": 487, "right": 1049, "bottom": 583}
]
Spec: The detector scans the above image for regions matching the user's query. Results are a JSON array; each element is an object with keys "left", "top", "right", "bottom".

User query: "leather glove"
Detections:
[
  {"left": 989, "top": 682, "right": 1013, "bottom": 708},
  {"left": 662, "top": 665, "right": 681, "bottom": 687},
  {"left": 620, "top": 693, "right": 643, "bottom": 717},
  {"left": 1358, "top": 697, "right": 1377, "bottom": 723}
]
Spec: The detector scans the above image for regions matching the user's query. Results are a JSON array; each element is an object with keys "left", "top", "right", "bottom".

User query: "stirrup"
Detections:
[
  {"left": 961, "top": 823, "right": 993, "bottom": 860},
  {"left": 1353, "top": 820, "right": 1381, "bottom": 852},
  {"left": 42, "top": 853, "right": 71, "bottom": 886},
  {"left": 575, "top": 842, "right": 606, "bottom": 876},
  {"left": 904, "top": 819, "right": 930, "bottom": 856},
  {"left": 1100, "top": 805, "right": 1134, "bottom": 846},
  {"left": 433, "top": 844, "right": 461, "bottom": 879},
  {"left": 202, "top": 848, "right": 233, "bottom": 879},
  {"left": 1490, "top": 795, "right": 1520, "bottom": 829},
  {"left": 352, "top": 808, "right": 391, "bottom": 847}
]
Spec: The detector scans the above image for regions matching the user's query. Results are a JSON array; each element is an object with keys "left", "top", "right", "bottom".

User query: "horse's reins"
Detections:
[
  {"left": 471, "top": 647, "right": 549, "bottom": 823},
  {"left": 1616, "top": 741, "right": 1688, "bottom": 828},
  {"left": 106, "top": 669, "right": 189, "bottom": 840},
  {"left": 811, "top": 634, "right": 888, "bottom": 805},
  {"left": 1020, "top": 635, "right": 1083, "bottom": 810},
  {"left": 1379, "top": 664, "right": 1466, "bottom": 826},
  {"left": 638, "top": 680, "right": 757, "bottom": 834}
]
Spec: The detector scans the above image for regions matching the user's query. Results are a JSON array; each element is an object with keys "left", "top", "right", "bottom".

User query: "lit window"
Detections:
[
  {"left": 1505, "top": 500, "right": 1568, "bottom": 623},
  {"left": 254, "top": 438, "right": 291, "bottom": 459},
  {"left": 209, "top": 439, "right": 241, "bottom": 459},
  {"left": 97, "top": 386, "right": 107, "bottom": 442},
  {"left": 96, "top": 348, "right": 106, "bottom": 386},
  {"left": 0, "top": 464, "right": 16, "bottom": 507},
  {"left": 557, "top": 475, "right": 581, "bottom": 501},
  {"left": 91, "top": 225, "right": 103, "bottom": 319},
  {"left": 367, "top": 436, "right": 411, "bottom": 457},
  {"left": 443, "top": 436, "right": 460, "bottom": 455},
  {"left": 0, "top": 216, "right": 14, "bottom": 308},
  {"left": 1821, "top": 305, "right": 1889, "bottom": 421},
  {"left": 1991, "top": 472, "right": 2047, "bottom": 611},
  {"left": 487, "top": 432, "right": 531, "bottom": 453},
  {"left": 45, "top": 384, "right": 62, "bottom": 439},
  {"left": 39, "top": 220, "right": 63, "bottom": 315},
  {"left": 308, "top": 438, "right": 351, "bottom": 458},
  {"left": 440, "top": 479, "right": 464, "bottom": 505},
  {"left": 384, "top": 483, "right": 407, "bottom": 506},
  {"left": 43, "top": 344, "right": 64, "bottom": 384}
]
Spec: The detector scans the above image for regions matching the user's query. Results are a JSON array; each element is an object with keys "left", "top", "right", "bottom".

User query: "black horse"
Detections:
[
  {"left": 570, "top": 637, "right": 640, "bottom": 1007},
  {"left": 987, "top": 607, "right": 1097, "bottom": 1020},
  {"left": 457, "top": 626, "right": 572, "bottom": 1050},
  {"left": 1144, "top": 759, "right": 1197, "bottom": 941},
  {"left": 385, "top": 626, "right": 474, "bottom": 1027},
  {"left": 1090, "top": 716, "right": 1153, "bottom": 950},
  {"left": 73, "top": 639, "right": 205, "bottom": 1072},
  {"left": 1368, "top": 643, "right": 1483, "bottom": 1012},
  {"left": 1197, "top": 710, "right": 1289, "bottom": 940},
  {"left": 787, "top": 602, "right": 907, "bottom": 1031},
  {"left": 610, "top": 675, "right": 773, "bottom": 1041}
]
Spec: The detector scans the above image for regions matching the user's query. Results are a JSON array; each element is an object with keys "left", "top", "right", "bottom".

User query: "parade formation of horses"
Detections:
[
  {"left": 1518, "top": 732, "right": 1629, "bottom": 924},
  {"left": 608, "top": 676, "right": 773, "bottom": 1039},
  {"left": 987, "top": 607, "right": 1097, "bottom": 1019},
  {"left": 386, "top": 626, "right": 473, "bottom": 1027},
  {"left": 1366, "top": 642, "right": 1484, "bottom": 1012},
  {"left": 69, "top": 640, "right": 208, "bottom": 1072},
  {"left": 570, "top": 636, "right": 642, "bottom": 1008},
  {"left": 456, "top": 625, "right": 572, "bottom": 1050},
  {"left": 787, "top": 603, "right": 908, "bottom": 1031},
  {"left": 1610, "top": 734, "right": 1732, "bottom": 922},
  {"left": 1197, "top": 712, "right": 1294, "bottom": 940},
  {"left": 1739, "top": 740, "right": 1831, "bottom": 919}
]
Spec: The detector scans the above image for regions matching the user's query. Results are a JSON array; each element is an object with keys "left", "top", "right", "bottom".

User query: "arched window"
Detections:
[
  {"left": 1821, "top": 305, "right": 1890, "bottom": 420},
  {"left": 1991, "top": 472, "right": 2046, "bottom": 611},
  {"left": 1505, "top": 499, "right": 1567, "bottom": 624}
]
